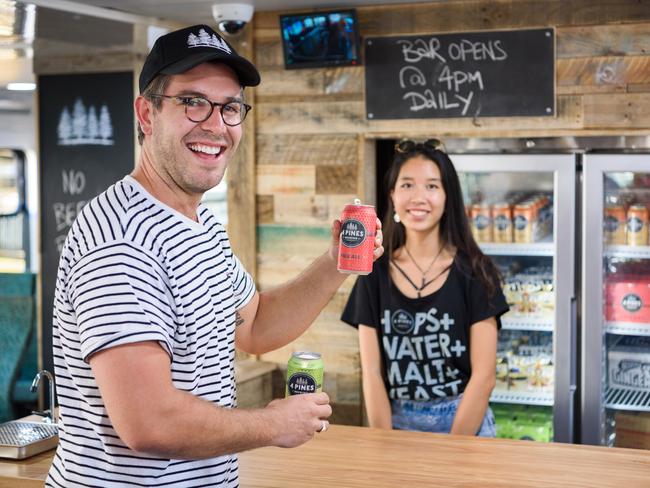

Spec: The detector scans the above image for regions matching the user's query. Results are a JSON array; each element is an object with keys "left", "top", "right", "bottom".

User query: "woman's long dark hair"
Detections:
[{"left": 383, "top": 142, "right": 501, "bottom": 298}]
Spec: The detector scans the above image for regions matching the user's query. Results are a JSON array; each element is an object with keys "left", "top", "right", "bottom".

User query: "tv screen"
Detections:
[{"left": 279, "top": 10, "right": 361, "bottom": 69}]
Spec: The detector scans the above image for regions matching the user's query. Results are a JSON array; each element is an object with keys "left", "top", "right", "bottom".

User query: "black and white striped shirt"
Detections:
[{"left": 47, "top": 175, "right": 256, "bottom": 487}]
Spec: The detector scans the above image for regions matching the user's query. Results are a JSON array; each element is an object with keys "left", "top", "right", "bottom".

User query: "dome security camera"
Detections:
[{"left": 212, "top": 3, "right": 254, "bottom": 35}]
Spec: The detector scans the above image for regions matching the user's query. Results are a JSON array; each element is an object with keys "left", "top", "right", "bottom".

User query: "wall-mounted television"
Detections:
[{"left": 279, "top": 9, "right": 361, "bottom": 69}]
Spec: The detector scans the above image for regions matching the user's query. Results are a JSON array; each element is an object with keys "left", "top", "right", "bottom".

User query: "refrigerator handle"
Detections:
[{"left": 568, "top": 296, "right": 578, "bottom": 441}]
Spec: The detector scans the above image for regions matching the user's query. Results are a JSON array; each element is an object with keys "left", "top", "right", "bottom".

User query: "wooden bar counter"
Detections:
[{"left": 2, "top": 425, "right": 649, "bottom": 487}]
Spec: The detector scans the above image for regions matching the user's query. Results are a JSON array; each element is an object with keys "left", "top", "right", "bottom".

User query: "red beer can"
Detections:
[{"left": 337, "top": 199, "right": 376, "bottom": 275}]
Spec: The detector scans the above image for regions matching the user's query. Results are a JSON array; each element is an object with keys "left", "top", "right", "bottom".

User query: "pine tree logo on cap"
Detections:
[{"left": 187, "top": 29, "right": 232, "bottom": 54}]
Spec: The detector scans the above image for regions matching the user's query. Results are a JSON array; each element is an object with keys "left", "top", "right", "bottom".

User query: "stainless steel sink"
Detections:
[{"left": 0, "top": 421, "right": 58, "bottom": 459}]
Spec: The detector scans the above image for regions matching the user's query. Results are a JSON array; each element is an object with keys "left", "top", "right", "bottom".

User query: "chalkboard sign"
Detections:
[
  {"left": 365, "top": 28, "right": 554, "bottom": 120},
  {"left": 38, "top": 72, "right": 134, "bottom": 374}
]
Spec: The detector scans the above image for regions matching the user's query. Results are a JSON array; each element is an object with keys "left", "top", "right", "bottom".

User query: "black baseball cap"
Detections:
[{"left": 139, "top": 24, "right": 260, "bottom": 93}]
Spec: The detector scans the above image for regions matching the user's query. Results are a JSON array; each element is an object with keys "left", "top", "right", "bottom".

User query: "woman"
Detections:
[{"left": 341, "top": 139, "right": 508, "bottom": 436}]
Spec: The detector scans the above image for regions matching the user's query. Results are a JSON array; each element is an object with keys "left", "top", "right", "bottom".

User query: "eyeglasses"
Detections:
[
  {"left": 148, "top": 94, "right": 252, "bottom": 127},
  {"left": 394, "top": 138, "right": 446, "bottom": 154}
]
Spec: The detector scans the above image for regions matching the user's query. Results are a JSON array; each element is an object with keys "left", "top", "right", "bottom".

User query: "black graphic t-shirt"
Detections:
[{"left": 341, "top": 253, "right": 509, "bottom": 401}]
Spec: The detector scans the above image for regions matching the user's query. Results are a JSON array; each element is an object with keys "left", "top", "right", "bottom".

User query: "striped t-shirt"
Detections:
[{"left": 46, "top": 175, "right": 256, "bottom": 487}]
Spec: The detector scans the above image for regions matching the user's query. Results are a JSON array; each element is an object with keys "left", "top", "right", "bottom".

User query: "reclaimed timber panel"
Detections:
[
  {"left": 306, "top": 317, "right": 359, "bottom": 349},
  {"left": 256, "top": 165, "right": 315, "bottom": 194},
  {"left": 255, "top": 2, "right": 650, "bottom": 37},
  {"left": 236, "top": 359, "right": 276, "bottom": 408},
  {"left": 257, "top": 224, "right": 331, "bottom": 255},
  {"left": 257, "top": 67, "right": 363, "bottom": 99},
  {"left": 557, "top": 56, "right": 650, "bottom": 89},
  {"left": 261, "top": 333, "right": 360, "bottom": 377},
  {"left": 254, "top": 37, "right": 283, "bottom": 70},
  {"left": 257, "top": 258, "right": 356, "bottom": 292},
  {"left": 367, "top": 95, "right": 583, "bottom": 134},
  {"left": 358, "top": 1, "right": 650, "bottom": 35},
  {"left": 327, "top": 283, "right": 357, "bottom": 308},
  {"left": 628, "top": 83, "right": 650, "bottom": 93},
  {"left": 557, "top": 85, "right": 627, "bottom": 95},
  {"left": 257, "top": 96, "right": 582, "bottom": 136},
  {"left": 257, "top": 255, "right": 315, "bottom": 290},
  {"left": 272, "top": 194, "right": 356, "bottom": 225},
  {"left": 256, "top": 225, "right": 360, "bottom": 290},
  {"left": 583, "top": 93, "right": 650, "bottom": 128},
  {"left": 316, "top": 165, "right": 357, "bottom": 194},
  {"left": 34, "top": 50, "right": 136, "bottom": 74},
  {"left": 256, "top": 225, "right": 333, "bottom": 289},
  {"left": 557, "top": 23, "right": 650, "bottom": 58},
  {"left": 256, "top": 134, "right": 358, "bottom": 166},
  {"left": 256, "top": 195, "right": 274, "bottom": 224},
  {"left": 359, "top": 137, "right": 377, "bottom": 208},
  {"left": 256, "top": 101, "right": 366, "bottom": 135},
  {"left": 333, "top": 374, "right": 362, "bottom": 405},
  {"left": 226, "top": 25, "right": 257, "bottom": 278}
]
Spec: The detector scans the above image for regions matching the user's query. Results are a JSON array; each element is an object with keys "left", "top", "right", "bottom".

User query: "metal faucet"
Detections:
[{"left": 30, "top": 370, "right": 57, "bottom": 424}]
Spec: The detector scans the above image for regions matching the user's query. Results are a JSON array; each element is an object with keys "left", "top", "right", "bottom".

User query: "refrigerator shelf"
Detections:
[
  {"left": 605, "top": 321, "right": 650, "bottom": 337},
  {"left": 490, "top": 391, "right": 554, "bottom": 406},
  {"left": 604, "top": 245, "right": 650, "bottom": 260},
  {"left": 479, "top": 242, "right": 554, "bottom": 257},
  {"left": 604, "top": 387, "right": 650, "bottom": 412},
  {"left": 502, "top": 316, "right": 554, "bottom": 331}
]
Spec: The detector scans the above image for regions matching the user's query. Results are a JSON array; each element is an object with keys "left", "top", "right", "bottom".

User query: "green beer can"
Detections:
[{"left": 286, "top": 351, "right": 323, "bottom": 396}]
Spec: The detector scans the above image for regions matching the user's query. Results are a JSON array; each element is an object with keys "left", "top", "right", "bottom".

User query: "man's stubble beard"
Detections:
[{"left": 151, "top": 128, "right": 228, "bottom": 195}]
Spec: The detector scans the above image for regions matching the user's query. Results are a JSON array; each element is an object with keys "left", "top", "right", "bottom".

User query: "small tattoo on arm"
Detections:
[{"left": 235, "top": 311, "right": 244, "bottom": 327}]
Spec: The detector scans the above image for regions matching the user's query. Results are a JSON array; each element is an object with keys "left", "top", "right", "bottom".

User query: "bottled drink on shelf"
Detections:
[
  {"left": 493, "top": 202, "right": 513, "bottom": 243},
  {"left": 604, "top": 204, "right": 627, "bottom": 245},
  {"left": 471, "top": 202, "right": 492, "bottom": 242},
  {"left": 626, "top": 204, "right": 649, "bottom": 246}
]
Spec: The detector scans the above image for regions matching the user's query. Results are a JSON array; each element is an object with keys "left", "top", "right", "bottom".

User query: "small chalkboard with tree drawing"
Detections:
[{"left": 38, "top": 71, "right": 134, "bottom": 374}]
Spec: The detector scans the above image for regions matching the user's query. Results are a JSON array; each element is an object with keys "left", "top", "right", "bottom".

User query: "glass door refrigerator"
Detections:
[
  {"left": 453, "top": 154, "right": 576, "bottom": 443},
  {"left": 582, "top": 154, "right": 650, "bottom": 449}
]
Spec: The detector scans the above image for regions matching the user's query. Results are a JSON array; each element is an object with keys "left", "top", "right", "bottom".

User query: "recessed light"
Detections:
[{"left": 7, "top": 82, "right": 36, "bottom": 91}]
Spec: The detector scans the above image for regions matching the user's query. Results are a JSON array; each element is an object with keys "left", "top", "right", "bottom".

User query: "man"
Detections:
[{"left": 47, "top": 25, "right": 383, "bottom": 487}]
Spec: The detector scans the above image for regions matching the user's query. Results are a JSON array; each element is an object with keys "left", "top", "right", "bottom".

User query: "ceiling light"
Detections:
[{"left": 7, "top": 82, "right": 35, "bottom": 90}]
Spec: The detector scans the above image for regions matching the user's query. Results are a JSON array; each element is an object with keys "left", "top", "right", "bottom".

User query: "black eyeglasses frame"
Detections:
[{"left": 147, "top": 94, "right": 252, "bottom": 127}]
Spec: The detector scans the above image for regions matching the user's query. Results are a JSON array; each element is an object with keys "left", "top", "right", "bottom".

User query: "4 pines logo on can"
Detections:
[
  {"left": 287, "top": 373, "right": 317, "bottom": 394},
  {"left": 341, "top": 219, "right": 367, "bottom": 247},
  {"left": 474, "top": 214, "right": 489, "bottom": 230},
  {"left": 495, "top": 215, "right": 510, "bottom": 231},
  {"left": 286, "top": 351, "right": 323, "bottom": 397},
  {"left": 514, "top": 215, "right": 529, "bottom": 230},
  {"left": 622, "top": 293, "right": 643, "bottom": 313},
  {"left": 337, "top": 199, "right": 376, "bottom": 275}
]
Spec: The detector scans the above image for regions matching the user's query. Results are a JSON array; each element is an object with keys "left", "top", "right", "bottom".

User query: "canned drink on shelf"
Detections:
[
  {"left": 286, "top": 351, "right": 324, "bottom": 396},
  {"left": 627, "top": 204, "right": 649, "bottom": 246},
  {"left": 492, "top": 202, "right": 513, "bottom": 243},
  {"left": 337, "top": 199, "right": 376, "bottom": 275},
  {"left": 537, "top": 195, "right": 552, "bottom": 239},
  {"left": 513, "top": 202, "right": 535, "bottom": 243},
  {"left": 471, "top": 202, "right": 492, "bottom": 242},
  {"left": 604, "top": 204, "right": 627, "bottom": 245}
]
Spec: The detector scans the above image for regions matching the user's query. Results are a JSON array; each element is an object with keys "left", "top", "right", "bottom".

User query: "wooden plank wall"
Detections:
[{"left": 251, "top": 0, "right": 650, "bottom": 425}]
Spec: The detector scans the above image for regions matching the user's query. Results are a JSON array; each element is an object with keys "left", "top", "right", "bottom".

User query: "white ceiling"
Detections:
[{"left": 31, "top": 1, "right": 443, "bottom": 27}]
